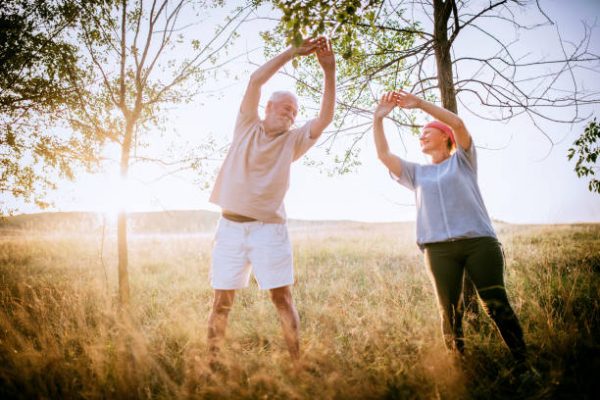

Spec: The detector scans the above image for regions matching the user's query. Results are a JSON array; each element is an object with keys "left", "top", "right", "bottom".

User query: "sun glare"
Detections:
[{"left": 93, "top": 172, "right": 136, "bottom": 223}]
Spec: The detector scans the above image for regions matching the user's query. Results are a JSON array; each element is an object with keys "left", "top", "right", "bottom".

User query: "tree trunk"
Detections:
[
  {"left": 117, "top": 122, "right": 134, "bottom": 307},
  {"left": 117, "top": 209, "right": 130, "bottom": 306},
  {"left": 433, "top": 0, "right": 458, "bottom": 114},
  {"left": 433, "top": 0, "right": 479, "bottom": 319}
]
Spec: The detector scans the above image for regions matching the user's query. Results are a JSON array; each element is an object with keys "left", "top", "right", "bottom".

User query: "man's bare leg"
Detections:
[
  {"left": 207, "top": 289, "right": 235, "bottom": 354},
  {"left": 269, "top": 286, "right": 300, "bottom": 360}
]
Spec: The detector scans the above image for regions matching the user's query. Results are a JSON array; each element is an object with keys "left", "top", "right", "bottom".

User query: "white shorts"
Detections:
[{"left": 210, "top": 218, "right": 294, "bottom": 290}]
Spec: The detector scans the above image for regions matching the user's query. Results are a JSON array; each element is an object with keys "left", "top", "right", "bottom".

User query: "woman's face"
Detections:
[{"left": 419, "top": 127, "right": 449, "bottom": 155}]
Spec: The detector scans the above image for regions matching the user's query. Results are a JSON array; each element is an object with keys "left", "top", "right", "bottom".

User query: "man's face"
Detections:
[{"left": 265, "top": 95, "right": 298, "bottom": 133}]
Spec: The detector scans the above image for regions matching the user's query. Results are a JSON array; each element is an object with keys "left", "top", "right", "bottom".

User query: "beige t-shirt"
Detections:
[{"left": 209, "top": 110, "right": 317, "bottom": 223}]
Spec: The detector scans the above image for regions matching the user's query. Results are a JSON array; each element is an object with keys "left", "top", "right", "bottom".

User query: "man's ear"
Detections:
[{"left": 265, "top": 101, "right": 272, "bottom": 114}]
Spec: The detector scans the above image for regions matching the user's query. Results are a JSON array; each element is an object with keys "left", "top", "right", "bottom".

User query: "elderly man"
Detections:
[{"left": 207, "top": 37, "right": 335, "bottom": 359}]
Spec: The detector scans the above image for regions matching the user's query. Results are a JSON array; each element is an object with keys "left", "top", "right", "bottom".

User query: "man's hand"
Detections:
[
  {"left": 374, "top": 92, "right": 398, "bottom": 119},
  {"left": 241, "top": 37, "right": 318, "bottom": 117},
  {"left": 292, "top": 38, "right": 319, "bottom": 57},
  {"left": 315, "top": 37, "right": 335, "bottom": 72}
]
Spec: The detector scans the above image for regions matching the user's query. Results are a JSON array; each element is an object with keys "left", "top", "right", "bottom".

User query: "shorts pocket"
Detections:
[
  {"left": 213, "top": 219, "right": 225, "bottom": 242},
  {"left": 275, "top": 224, "right": 289, "bottom": 243}
]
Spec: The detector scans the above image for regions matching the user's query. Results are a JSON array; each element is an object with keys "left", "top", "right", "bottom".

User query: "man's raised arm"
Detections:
[
  {"left": 310, "top": 38, "right": 336, "bottom": 139},
  {"left": 239, "top": 38, "right": 319, "bottom": 117}
]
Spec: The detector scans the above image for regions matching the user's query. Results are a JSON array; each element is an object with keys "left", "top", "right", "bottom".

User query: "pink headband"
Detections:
[{"left": 423, "top": 121, "right": 455, "bottom": 145}]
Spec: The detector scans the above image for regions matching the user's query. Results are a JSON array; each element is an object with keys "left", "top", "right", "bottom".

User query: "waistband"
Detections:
[
  {"left": 422, "top": 236, "right": 499, "bottom": 248},
  {"left": 222, "top": 211, "right": 257, "bottom": 223}
]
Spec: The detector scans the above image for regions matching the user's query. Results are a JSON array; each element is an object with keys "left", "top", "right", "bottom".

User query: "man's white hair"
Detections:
[{"left": 269, "top": 90, "right": 298, "bottom": 104}]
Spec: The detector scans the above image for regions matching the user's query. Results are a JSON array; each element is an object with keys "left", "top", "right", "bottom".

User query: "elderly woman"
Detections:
[{"left": 373, "top": 90, "right": 526, "bottom": 360}]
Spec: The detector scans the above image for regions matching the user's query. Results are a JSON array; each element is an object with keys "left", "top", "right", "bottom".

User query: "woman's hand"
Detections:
[
  {"left": 393, "top": 90, "right": 422, "bottom": 109},
  {"left": 373, "top": 92, "right": 404, "bottom": 178},
  {"left": 393, "top": 89, "right": 472, "bottom": 151},
  {"left": 374, "top": 92, "right": 398, "bottom": 119}
]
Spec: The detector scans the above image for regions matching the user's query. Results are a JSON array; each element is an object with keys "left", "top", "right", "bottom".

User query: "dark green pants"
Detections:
[{"left": 423, "top": 236, "right": 526, "bottom": 359}]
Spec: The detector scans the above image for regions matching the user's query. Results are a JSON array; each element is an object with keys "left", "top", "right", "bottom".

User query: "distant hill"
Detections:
[
  {"left": 0, "top": 210, "right": 401, "bottom": 235},
  {"left": 0, "top": 210, "right": 221, "bottom": 234}
]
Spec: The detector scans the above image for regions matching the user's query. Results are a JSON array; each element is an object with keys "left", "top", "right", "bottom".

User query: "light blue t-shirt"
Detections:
[{"left": 393, "top": 142, "right": 496, "bottom": 247}]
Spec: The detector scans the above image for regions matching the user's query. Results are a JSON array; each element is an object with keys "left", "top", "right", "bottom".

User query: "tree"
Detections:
[
  {"left": 258, "top": 0, "right": 599, "bottom": 316},
  {"left": 568, "top": 118, "right": 599, "bottom": 194},
  {"left": 258, "top": 0, "right": 600, "bottom": 170},
  {"left": 0, "top": 0, "right": 98, "bottom": 214},
  {"left": 64, "top": 0, "right": 250, "bottom": 306}
]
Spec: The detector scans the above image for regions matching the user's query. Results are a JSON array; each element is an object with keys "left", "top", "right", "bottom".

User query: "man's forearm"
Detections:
[
  {"left": 318, "top": 69, "right": 336, "bottom": 124},
  {"left": 249, "top": 47, "right": 295, "bottom": 86},
  {"left": 309, "top": 68, "right": 336, "bottom": 138}
]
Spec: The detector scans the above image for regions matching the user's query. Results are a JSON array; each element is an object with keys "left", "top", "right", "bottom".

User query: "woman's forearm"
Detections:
[
  {"left": 416, "top": 98, "right": 471, "bottom": 150},
  {"left": 416, "top": 99, "right": 464, "bottom": 132},
  {"left": 373, "top": 116, "right": 403, "bottom": 176}
]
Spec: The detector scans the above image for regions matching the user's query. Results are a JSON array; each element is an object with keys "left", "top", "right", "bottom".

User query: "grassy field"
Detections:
[{"left": 0, "top": 220, "right": 598, "bottom": 399}]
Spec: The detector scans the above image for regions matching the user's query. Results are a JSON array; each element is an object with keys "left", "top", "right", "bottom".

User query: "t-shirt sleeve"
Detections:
[
  {"left": 390, "top": 159, "right": 418, "bottom": 191},
  {"left": 291, "top": 120, "right": 317, "bottom": 161},
  {"left": 456, "top": 139, "right": 477, "bottom": 171},
  {"left": 233, "top": 108, "right": 259, "bottom": 141}
]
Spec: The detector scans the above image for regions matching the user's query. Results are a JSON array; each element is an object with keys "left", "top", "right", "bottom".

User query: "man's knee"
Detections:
[
  {"left": 211, "top": 290, "right": 235, "bottom": 315},
  {"left": 269, "top": 286, "right": 293, "bottom": 309}
]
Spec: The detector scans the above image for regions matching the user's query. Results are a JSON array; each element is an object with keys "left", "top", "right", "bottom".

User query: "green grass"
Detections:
[{"left": 0, "top": 222, "right": 598, "bottom": 399}]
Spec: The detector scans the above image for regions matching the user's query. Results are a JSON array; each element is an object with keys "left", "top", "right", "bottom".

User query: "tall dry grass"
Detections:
[{"left": 0, "top": 222, "right": 598, "bottom": 399}]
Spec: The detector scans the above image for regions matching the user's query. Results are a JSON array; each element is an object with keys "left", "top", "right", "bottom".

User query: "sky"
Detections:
[{"left": 13, "top": 0, "right": 600, "bottom": 224}]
